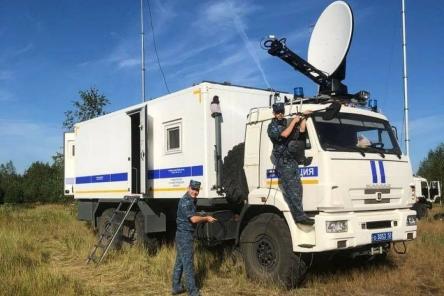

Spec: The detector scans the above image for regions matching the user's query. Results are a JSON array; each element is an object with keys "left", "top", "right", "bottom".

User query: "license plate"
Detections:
[{"left": 371, "top": 231, "right": 392, "bottom": 242}]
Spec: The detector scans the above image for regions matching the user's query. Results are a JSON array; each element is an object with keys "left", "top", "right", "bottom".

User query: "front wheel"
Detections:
[
  {"left": 412, "top": 202, "right": 429, "bottom": 219},
  {"left": 240, "top": 213, "right": 307, "bottom": 288}
]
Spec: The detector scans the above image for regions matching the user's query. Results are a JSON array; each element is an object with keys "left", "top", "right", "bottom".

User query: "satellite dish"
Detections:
[{"left": 307, "top": 1, "right": 353, "bottom": 76}]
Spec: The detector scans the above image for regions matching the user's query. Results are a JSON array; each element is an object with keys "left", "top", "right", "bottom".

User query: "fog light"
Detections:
[
  {"left": 407, "top": 215, "right": 417, "bottom": 226},
  {"left": 337, "top": 240, "right": 347, "bottom": 248},
  {"left": 326, "top": 220, "right": 348, "bottom": 233},
  {"left": 407, "top": 233, "right": 414, "bottom": 240}
]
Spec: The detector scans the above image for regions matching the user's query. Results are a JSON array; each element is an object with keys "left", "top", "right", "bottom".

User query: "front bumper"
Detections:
[{"left": 291, "top": 208, "right": 417, "bottom": 253}]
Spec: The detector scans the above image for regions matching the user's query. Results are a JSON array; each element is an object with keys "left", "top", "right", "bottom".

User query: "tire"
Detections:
[
  {"left": 413, "top": 202, "right": 429, "bottom": 220},
  {"left": 98, "top": 208, "right": 123, "bottom": 250},
  {"left": 426, "top": 201, "right": 433, "bottom": 209},
  {"left": 134, "top": 211, "right": 160, "bottom": 255},
  {"left": 222, "top": 143, "right": 249, "bottom": 204},
  {"left": 240, "top": 213, "right": 307, "bottom": 288}
]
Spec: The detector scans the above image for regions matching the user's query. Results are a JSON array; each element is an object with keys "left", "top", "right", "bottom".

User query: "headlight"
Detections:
[
  {"left": 326, "top": 220, "right": 348, "bottom": 233},
  {"left": 407, "top": 215, "right": 417, "bottom": 226}
]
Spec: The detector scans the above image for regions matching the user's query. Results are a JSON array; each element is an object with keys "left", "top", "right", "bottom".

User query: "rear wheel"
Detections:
[
  {"left": 98, "top": 208, "right": 123, "bottom": 250},
  {"left": 240, "top": 213, "right": 307, "bottom": 288}
]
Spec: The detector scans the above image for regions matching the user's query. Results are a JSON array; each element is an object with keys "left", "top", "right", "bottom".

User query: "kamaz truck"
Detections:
[{"left": 64, "top": 1, "right": 417, "bottom": 287}]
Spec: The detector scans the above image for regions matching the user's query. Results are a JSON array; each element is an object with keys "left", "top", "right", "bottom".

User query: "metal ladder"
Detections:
[{"left": 87, "top": 195, "right": 139, "bottom": 265}]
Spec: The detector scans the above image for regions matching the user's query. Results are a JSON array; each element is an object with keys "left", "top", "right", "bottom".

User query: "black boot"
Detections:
[{"left": 296, "top": 217, "right": 315, "bottom": 225}]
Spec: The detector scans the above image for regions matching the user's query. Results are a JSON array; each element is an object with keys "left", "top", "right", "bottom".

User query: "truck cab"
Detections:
[{"left": 243, "top": 102, "right": 417, "bottom": 253}]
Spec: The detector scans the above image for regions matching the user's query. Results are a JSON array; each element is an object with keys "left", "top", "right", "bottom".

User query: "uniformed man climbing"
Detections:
[
  {"left": 267, "top": 102, "right": 314, "bottom": 226},
  {"left": 172, "top": 180, "right": 217, "bottom": 296}
]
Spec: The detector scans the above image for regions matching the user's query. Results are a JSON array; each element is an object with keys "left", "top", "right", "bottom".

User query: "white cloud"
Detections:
[
  {"left": 77, "top": 1, "right": 178, "bottom": 72},
  {"left": 403, "top": 114, "right": 444, "bottom": 171},
  {"left": 158, "top": 1, "right": 270, "bottom": 85},
  {"left": 202, "top": 1, "right": 259, "bottom": 24},
  {"left": 15, "top": 43, "right": 34, "bottom": 56},
  {"left": 75, "top": 0, "right": 309, "bottom": 95},
  {"left": 409, "top": 115, "right": 444, "bottom": 140},
  {"left": 0, "top": 43, "right": 34, "bottom": 63},
  {"left": 118, "top": 58, "right": 140, "bottom": 69}
]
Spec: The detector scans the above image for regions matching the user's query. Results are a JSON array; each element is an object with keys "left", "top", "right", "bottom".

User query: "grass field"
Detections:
[{"left": 0, "top": 203, "right": 443, "bottom": 296}]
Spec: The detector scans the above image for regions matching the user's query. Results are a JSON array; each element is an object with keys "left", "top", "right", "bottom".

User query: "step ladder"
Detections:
[{"left": 87, "top": 195, "right": 139, "bottom": 265}]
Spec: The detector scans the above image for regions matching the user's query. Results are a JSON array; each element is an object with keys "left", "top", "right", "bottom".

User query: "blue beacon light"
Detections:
[{"left": 294, "top": 87, "right": 304, "bottom": 98}]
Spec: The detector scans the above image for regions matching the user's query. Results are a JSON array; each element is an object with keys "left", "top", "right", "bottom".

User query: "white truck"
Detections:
[
  {"left": 412, "top": 176, "right": 441, "bottom": 204},
  {"left": 411, "top": 176, "right": 441, "bottom": 218},
  {"left": 64, "top": 1, "right": 418, "bottom": 287},
  {"left": 64, "top": 81, "right": 417, "bottom": 286}
]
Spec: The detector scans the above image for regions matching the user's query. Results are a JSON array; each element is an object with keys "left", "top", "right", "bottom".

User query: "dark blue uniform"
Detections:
[
  {"left": 172, "top": 192, "right": 199, "bottom": 296},
  {"left": 268, "top": 118, "right": 308, "bottom": 222}
]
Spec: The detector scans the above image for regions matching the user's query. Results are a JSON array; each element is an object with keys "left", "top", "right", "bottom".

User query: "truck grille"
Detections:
[
  {"left": 363, "top": 220, "right": 392, "bottom": 229},
  {"left": 364, "top": 198, "right": 390, "bottom": 204}
]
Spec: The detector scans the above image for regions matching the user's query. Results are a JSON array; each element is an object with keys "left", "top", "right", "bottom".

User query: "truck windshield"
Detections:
[{"left": 312, "top": 113, "right": 402, "bottom": 155}]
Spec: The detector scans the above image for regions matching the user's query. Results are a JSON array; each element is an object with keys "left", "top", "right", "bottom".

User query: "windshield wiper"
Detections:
[
  {"left": 324, "top": 143, "right": 366, "bottom": 156},
  {"left": 346, "top": 146, "right": 366, "bottom": 157},
  {"left": 365, "top": 146, "right": 385, "bottom": 158}
]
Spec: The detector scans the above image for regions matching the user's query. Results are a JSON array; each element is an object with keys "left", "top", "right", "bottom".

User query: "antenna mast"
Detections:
[
  {"left": 401, "top": 0, "right": 410, "bottom": 156},
  {"left": 140, "top": 0, "right": 146, "bottom": 102}
]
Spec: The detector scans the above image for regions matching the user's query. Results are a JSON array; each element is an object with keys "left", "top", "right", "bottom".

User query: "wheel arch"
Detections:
[{"left": 235, "top": 205, "right": 287, "bottom": 245}]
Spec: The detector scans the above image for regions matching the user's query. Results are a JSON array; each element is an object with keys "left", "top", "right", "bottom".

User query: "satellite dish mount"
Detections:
[{"left": 264, "top": 1, "right": 355, "bottom": 99}]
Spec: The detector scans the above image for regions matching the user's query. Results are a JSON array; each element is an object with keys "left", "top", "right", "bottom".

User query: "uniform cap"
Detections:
[
  {"left": 272, "top": 103, "right": 285, "bottom": 113},
  {"left": 189, "top": 180, "right": 201, "bottom": 190}
]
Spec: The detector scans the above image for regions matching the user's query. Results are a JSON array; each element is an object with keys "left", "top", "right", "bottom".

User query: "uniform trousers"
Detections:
[
  {"left": 276, "top": 158, "right": 307, "bottom": 222},
  {"left": 172, "top": 231, "right": 199, "bottom": 296}
]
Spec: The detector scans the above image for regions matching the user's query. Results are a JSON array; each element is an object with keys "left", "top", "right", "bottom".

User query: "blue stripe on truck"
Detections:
[
  {"left": 370, "top": 160, "right": 377, "bottom": 183},
  {"left": 75, "top": 165, "right": 203, "bottom": 184},
  {"left": 148, "top": 165, "right": 203, "bottom": 180},
  {"left": 76, "top": 172, "right": 128, "bottom": 184},
  {"left": 378, "top": 160, "right": 386, "bottom": 183}
]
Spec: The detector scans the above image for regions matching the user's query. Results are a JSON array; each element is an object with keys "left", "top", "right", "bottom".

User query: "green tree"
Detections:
[
  {"left": 63, "top": 87, "right": 110, "bottom": 131},
  {"left": 51, "top": 152, "right": 65, "bottom": 201},
  {"left": 22, "top": 162, "right": 60, "bottom": 202},
  {"left": 0, "top": 160, "right": 16, "bottom": 175},
  {"left": 0, "top": 161, "right": 24, "bottom": 203},
  {"left": 417, "top": 142, "right": 444, "bottom": 201}
]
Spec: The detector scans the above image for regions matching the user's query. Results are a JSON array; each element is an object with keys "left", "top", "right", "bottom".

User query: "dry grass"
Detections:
[{"left": 1, "top": 204, "right": 443, "bottom": 296}]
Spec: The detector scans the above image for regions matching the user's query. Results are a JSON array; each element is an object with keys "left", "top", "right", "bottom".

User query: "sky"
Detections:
[{"left": 0, "top": 0, "right": 443, "bottom": 174}]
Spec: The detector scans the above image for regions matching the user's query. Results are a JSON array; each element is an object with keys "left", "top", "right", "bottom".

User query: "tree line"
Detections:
[{"left": 0, "top": 87, "right": 109, "bottom": 203}]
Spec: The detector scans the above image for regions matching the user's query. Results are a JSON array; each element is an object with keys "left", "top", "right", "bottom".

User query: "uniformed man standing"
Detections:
[
  {"left": 267, "top": 103, "right": 314, "bottom": 225},
  {"left": 172, "top": 180, "right": 217, "bottom": 296}
]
